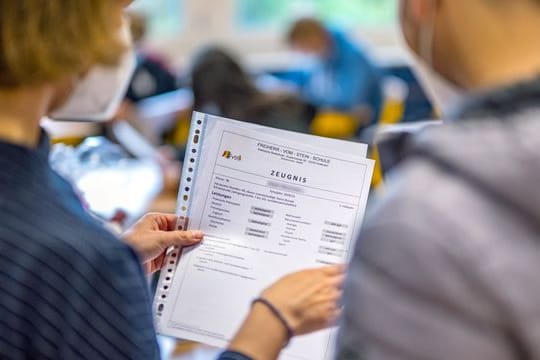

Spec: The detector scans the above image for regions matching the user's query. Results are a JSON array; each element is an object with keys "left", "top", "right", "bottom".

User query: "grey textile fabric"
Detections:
[{"left": 338, "top": 76, "right": 540, "bottom": 360}]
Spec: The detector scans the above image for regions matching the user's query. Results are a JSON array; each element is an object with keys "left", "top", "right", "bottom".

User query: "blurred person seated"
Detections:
[
  {"left": 113, "top": 12, "right": 180, "bottom": 147},
  {"left": 124, "top": 11, "right": 178, "bottom": 104},
  {"left": 287, "top": 18, "right": 383, "bottom": 127},
  {"left": 191, "top": 46, "right": 315, "bottom": 133},
  {"left": 338, "top": 0, "right": 540, "bottom": 359}
]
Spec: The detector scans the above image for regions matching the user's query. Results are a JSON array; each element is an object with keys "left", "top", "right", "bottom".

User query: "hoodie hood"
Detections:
[{"left": 411, "top": 76, "right": 540, "bottom": 228}]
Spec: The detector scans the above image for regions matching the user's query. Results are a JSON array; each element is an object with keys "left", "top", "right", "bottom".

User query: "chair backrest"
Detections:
[{"left": 371, "top": 76, "right": 409, "bottom": 188}]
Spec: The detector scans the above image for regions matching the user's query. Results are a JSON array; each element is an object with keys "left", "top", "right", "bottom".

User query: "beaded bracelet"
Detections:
[{"left": 251, "top": 297, "right": 294, "bottom": 347}]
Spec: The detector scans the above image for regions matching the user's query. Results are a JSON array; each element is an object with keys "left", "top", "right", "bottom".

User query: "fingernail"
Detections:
[{"left": 192, "top": 231, "right": 204, "bottom": 239}]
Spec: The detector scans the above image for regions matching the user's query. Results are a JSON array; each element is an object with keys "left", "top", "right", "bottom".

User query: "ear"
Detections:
[
  {"left": 47, "top": 76, "right": 76, "bottom": 113},
  {"left": 410, "top": 0, "right": 438, "bottom": 21},
  {"left": 400, "top": 0, "right": 439, "bottom": 53}
]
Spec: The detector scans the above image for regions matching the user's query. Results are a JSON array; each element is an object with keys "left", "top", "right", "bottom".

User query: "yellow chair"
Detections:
[
  {"left": 41, "top": 119, "right": 101, "bottom": 146},
  {"left": 371, "top": 77, "right": 409, "bottom": 189},
  {"left": 310, "top": 111, "right": 360, "bottom": 139}
]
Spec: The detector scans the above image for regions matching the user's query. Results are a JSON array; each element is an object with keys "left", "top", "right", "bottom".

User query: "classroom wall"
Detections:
[{"left": 135, "top": 0, "right": 410, "bottom": 72}]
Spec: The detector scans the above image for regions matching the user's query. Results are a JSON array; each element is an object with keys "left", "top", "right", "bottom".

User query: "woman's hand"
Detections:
[
  {"left": 261, "top": 264, "right": 345, "bottom": 336},
  {"left": 228, "top": 265, "right": 345, "bottom": 360},
  {"left": 122, "top": 213, "right": 203, "bottom": 274}
]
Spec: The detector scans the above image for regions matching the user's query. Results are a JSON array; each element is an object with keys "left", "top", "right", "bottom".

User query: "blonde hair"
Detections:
[{"left": 0, "top": 0, "right": 126, "bottom": 87}]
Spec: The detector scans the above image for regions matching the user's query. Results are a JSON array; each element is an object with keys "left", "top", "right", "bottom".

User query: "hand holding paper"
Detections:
[
  {"left": 122, "top": 213, "right": 204, "bottom": 274},
  {"left": 229, "top": 265, "right": 346, "bottom": 360},
  {"left": 260, "top": 264, "right": 345, "bottom": 335}
]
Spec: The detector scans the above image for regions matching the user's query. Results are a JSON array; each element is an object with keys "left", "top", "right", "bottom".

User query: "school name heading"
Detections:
[{"left": 257, "top": 142, "right": 331, "bottom": 165}]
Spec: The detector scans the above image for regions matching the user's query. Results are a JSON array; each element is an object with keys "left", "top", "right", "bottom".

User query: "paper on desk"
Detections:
[{"left": 155, "top": 113, "right": 373, "bottom": 360}]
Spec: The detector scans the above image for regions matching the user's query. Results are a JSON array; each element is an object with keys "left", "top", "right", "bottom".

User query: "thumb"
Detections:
[{"left": 158, "top": 230, "right": 204, "bottom": 249}]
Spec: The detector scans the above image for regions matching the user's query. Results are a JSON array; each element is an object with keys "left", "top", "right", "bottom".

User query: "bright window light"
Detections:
[
  {"left": 129, "top": 0, "right": 184, "bottom": 37},
  {"left": 237, "top": 0, "right": 398, "bottom": 29}
]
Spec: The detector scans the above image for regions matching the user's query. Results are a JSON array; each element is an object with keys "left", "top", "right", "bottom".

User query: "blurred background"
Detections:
[
  {"left": 43, "top": 2, "right": 439, "bottom": 358},
  {"left": 130, "top": 0, "right": 400, "bottom": 69}
]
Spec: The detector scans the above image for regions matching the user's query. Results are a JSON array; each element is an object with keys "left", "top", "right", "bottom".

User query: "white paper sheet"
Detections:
[{"left": 155, "top": 113, "right": 374, "bottom": 360}]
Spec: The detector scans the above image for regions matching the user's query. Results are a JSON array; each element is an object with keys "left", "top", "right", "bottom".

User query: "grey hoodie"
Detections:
[{"left": 338, "top": 77, "right": 540, "bottom": 360}]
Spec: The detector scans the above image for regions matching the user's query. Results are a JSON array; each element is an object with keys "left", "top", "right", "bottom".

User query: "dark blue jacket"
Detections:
[{"left": 0, "top": 132, "right": 250, "bottom": 360}]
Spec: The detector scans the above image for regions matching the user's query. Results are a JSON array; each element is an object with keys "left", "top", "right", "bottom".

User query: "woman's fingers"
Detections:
[
  {"left": 321, "top": 264, "right": 347, "bottom": 276},
  {"left": 326, "top": 308, "right": 343, "bottom": 327},
  {"left": 122, "top": 213, "right": 204, "bottom": 273},
  {"left": 158, "top": 229, "right": 204, "bottom": 249}
]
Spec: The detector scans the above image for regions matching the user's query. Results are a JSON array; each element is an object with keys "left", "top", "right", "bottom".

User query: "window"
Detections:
[
  {"left": 237, "top": 0, "right": 398, "bottom": 29},
  {"left": 128, "top": 0, "right": 184, "bottom": 38}
]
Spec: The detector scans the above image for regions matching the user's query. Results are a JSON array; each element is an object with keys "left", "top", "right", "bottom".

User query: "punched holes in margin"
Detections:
[
  {"left": 197, "top": 120, "right": 202, "bottom": 125},
  {"left": 183, "top": 195, "right": 189, "bottom": 201},
  {"left": 193, "top": 135, "right": 199, "bottom": 144},
  {"left": 158, "top": 304, "right": 164, "bottom": 312},
  {"left": 177, "top": 225, "right": 183, "bottom": 231}
]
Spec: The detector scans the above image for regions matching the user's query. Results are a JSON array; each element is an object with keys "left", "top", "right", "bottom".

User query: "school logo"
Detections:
[{"left": 222, "top": 150, "right": 242, "bottom": 161}]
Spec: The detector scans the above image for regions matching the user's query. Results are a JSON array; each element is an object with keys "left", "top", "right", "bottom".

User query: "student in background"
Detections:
[
  {"left": 0, "top": 1, "right": 343, "bottom": 359},
  {"left": 287, "top": 17, "right": 382, "bottom": 125},
  {"left": 191, "top": 46, "right": 314, "bottom": 133},
  {"left": 115, "top": 12, "right": 179, "bottom": 125},
  {"left": 125, "top": 11, "right": 178, "bottom": 103},
  {"left": 339, "top": 0, "right": 540, "bottom": 358}
]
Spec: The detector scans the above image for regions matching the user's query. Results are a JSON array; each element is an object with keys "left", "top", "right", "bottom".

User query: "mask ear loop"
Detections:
[{"left": 418, "top": 6, "right": 436, "bottom": 68}]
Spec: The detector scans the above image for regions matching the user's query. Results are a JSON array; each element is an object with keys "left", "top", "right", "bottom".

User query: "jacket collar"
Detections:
[
  {"left": 0, "top": 129, "right": 51, "bottom": 165},
  {"left": 451, "top": 75, "right": 540, "bottom": 121}
]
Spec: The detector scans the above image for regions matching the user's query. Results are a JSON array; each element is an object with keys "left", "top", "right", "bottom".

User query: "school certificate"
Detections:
[{"left": 155, "top": 113, "right": 374, "bottom": 360}]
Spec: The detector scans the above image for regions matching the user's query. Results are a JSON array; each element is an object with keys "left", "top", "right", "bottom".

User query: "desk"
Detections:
[
  {"left": 136, "top": 89, "right": 194, "bottom": 143},
  {"left": 76, "top": 161, "right": 164, "bottom": 225}
]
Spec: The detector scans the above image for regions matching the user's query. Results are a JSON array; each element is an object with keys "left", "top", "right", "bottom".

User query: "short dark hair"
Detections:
[
  {"left": 128, "top": 12, "right": 148, "bottom": 44},
  {"left": 287, "top": 17, "right": 327, "bottom": 43}
]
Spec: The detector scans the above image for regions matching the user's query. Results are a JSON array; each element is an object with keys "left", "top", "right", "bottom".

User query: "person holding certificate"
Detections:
[{"left": 0, "top": 1, "right": 343, "bottom": 360}]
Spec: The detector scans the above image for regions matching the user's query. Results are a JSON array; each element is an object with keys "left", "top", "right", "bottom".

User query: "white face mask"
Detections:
[
  {"left": 406, "top": 12, "right": 466, "bottom": 119},
  {"left": 293, "top": 51, "right": 323, "bottom": 71},
  {"left": 50, "top": 21, "right": 136, "bottom": 122}
]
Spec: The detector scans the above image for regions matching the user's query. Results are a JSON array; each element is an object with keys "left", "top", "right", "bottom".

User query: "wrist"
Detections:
[
  {"left": 252, "top": 302, "right": 290, "bottom": 345},
  {"left": 260, "top": 292, "right": 299, "bottom": 335},
  {"left": 252, "top": 298, "right": 293, "bottom": 345},
  {"left": 228, "top": 302, "right": 289, "bottom": 360}
]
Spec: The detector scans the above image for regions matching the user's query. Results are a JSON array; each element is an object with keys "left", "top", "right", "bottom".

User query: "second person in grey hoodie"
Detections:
[{"left": 338, "top": 0, "right": 540, "bottom": 359}]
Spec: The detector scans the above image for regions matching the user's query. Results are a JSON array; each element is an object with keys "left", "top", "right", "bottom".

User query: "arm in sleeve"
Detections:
[
  {"left": 305, "top": 54, "right": 379, "bottom": 111},
  {"left": 217, "top": 351, "right": 253, "bottom": 360},
  {"left": 332, "top": 55, "right": 378, "bottom": 110},
  {"left": 61, "top": 240, "right": 160, "bottom": 360}
]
